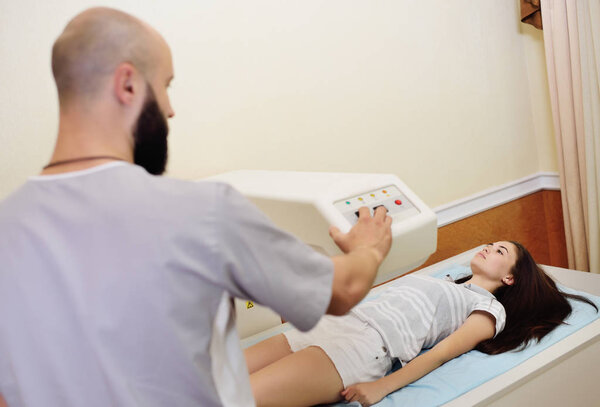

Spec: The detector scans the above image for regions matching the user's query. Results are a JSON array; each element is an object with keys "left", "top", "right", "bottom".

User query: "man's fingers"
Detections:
[
  {"left": 356, "top": 205, "right": 389, "bottom": 221},
  {"left": 329, "top": 225, "right": 341, "bottom": 239},
  {"left": 373, "top": 205, "right": 388, "bottom": 220},
  {"left": 385, "top": 214, "right": 393, "bottom": 226},
  {"left": 357, "top": 206, "right": 370, "bottom": 219}
]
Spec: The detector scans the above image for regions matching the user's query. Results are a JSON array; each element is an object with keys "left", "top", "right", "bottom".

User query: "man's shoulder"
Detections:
[
  {"left": 150, "top": 174, "right": 239, "bottom": 200},
  {"left": 0, "top": 182, "right": 34, "bottom": 217},
  {"left": 83, "top": 162, "right": 238, "bottom": 200}
]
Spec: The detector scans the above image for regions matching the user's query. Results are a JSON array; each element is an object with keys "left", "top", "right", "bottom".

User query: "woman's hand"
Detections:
[{"left": 340, "top": 381, "right": 388, "bottom": 406}]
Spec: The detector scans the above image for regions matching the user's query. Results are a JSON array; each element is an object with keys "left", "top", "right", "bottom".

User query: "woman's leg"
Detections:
[
  {"left": 244, "top": 333, "right": 293, "bottom": 374},
  {"left": 250, "top": 346, "right": 344, "bottom": 407}
]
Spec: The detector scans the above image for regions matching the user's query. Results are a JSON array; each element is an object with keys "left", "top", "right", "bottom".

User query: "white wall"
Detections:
[{"left": 0, "top": 0, "right": 556, "bottom": 207}]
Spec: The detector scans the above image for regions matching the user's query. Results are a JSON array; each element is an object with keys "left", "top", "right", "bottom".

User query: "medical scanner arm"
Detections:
[
  {"left": 207, "top": 170, "right": 437, "bottom": 339},
  {"left": 209, "top": 170, "right": 437, "bottom": 283}
]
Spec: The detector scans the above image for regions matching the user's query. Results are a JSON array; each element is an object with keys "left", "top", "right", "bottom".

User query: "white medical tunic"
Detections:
[
  {"left": 0, "top": 162, "right": 334, "bottom": 407},
  {"left": 352, "top": 274, "right": 506, "bottom": 365}
]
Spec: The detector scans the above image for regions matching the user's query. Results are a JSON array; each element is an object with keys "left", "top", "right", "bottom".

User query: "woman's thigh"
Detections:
[
  {"left": 244, "top": 333, "right": 293, "bottom": 374},
  {"left": 250, "top": 346, "right": 344, "bottom": 407}
]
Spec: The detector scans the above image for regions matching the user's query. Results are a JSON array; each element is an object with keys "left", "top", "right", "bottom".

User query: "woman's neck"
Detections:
[{"left": 464, "top": 274, "right": 503, "bottom": 295}]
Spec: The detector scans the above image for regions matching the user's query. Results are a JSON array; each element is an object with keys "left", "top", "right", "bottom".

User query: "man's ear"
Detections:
[
  {"left": 503, "top": 274, "right": 515, "bottom": 286},
  {"left": 114, "top": 62, "right": 142, "bottom": 105}
]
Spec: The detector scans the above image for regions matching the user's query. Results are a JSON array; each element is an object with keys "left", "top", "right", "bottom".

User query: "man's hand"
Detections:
[
  {"left": 341, "top": 380, "right": 388, "bottom": 406},
  {"left": 329, "top": 206, "right": 392, "bottom": 265},
  {"left": 326, "top": 206, "right": 393, "bottom": 315}
]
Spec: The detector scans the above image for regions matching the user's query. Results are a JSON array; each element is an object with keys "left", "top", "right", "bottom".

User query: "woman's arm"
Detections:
[{"left": 342, "top": 311, "right": 497, "bottom": 406}]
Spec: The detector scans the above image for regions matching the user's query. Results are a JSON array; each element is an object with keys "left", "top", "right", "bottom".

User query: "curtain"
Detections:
[
  {"left": 577, "top": 0, "right": 600, "bottom": 274},
  {"left": 541, "top": 0, "right": 600, "bottom": 273}
]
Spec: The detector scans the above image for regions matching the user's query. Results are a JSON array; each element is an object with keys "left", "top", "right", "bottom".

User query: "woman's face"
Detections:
[{"left": 470, "top": 241, "right": 518, "bottom": 285}]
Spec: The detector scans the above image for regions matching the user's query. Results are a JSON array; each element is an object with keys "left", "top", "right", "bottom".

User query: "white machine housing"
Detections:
[{"left": 208, "top": 170, "right": 437, "bottom": 338}]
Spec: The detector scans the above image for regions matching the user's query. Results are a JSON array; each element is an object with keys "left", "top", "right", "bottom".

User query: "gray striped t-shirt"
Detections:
[{"left": 352, "top": 274, "right": 506, "bottom": 365}]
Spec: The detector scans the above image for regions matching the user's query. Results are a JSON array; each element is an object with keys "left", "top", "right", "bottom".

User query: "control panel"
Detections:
[{"left": 333, "top": 185, "right": 420, "bottom": 225}]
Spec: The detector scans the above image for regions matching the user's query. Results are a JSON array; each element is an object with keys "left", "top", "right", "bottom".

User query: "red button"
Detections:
[{"left": 395, "top": 200, "right": 402, "bottom": 205}]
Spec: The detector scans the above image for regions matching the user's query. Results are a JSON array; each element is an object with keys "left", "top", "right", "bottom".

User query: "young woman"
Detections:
[{"left": 244, "top": 241, "right": 597, "bottom": 407}]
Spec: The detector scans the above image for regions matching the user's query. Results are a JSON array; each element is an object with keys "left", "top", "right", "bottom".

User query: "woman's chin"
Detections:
[{"left": 470, "top": 257, "right": 482, "bottom": 272}]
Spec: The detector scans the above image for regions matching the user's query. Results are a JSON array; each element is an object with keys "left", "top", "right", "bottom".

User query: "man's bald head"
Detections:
[{"left": 52, "top": 7, "right": 166, "bottom": 106}]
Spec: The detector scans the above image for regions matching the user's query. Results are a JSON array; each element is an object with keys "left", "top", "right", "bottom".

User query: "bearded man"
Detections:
[{"left": 0, "top": 7, "right": 392, "bottom": 407}]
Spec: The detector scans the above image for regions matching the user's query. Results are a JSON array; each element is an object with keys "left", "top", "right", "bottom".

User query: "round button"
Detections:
[{"left": 395, "top": 199, "right": 402, "bottom": 205}]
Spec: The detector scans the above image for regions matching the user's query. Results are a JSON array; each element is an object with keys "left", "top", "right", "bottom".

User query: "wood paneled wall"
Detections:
[{"left": 415, "top": 190, "right": 568, "bottom": 270}]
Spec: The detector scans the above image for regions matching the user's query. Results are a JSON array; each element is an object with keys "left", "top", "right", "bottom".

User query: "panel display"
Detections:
[{"left": 333, "top": 185, "right": 420, "bottom": 225}]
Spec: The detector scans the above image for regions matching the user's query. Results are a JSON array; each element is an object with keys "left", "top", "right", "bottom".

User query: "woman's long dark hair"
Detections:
[{"left": 456, "top": 241, "right": 597, "bottom": 355}]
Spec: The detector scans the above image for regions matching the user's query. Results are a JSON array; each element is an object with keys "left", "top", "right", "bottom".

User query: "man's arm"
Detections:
[
  {"left": 0, "top": 393, "right": 7, "bottom": 407},
  {"left": 326, "top": 206, "right": 392, "bottom": 315}
]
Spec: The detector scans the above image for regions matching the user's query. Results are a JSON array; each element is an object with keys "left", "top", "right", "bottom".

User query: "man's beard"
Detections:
[{"left": 133, "top": 84, "right": 169, "bottom": 175}]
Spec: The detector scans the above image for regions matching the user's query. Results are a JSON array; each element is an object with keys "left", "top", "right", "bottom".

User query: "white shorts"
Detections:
[{"left": 283, "top": 312, "right": 392, "bottom": 388}]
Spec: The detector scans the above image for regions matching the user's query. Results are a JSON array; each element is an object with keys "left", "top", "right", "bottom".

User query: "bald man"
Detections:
[{"left": 0, "top": 7, "right": 392, "bottom": 407}]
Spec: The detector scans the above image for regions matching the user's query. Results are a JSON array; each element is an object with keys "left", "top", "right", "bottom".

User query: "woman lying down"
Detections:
[{"left": 244, "top": 241, "right": 597, "bottom": 407}]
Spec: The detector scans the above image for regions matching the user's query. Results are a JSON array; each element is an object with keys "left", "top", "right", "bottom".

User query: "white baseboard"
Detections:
[{"left": 433, "top": 172, "right": 560, "bottom": 227}]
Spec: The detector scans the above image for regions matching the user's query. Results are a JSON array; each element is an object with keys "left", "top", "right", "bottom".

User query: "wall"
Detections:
[
  {"left": 520, "top": 23, "right": 558, "bottom": 173},
  {"left": 417, "top": 190, "right": 568, "bottom": 272},
  {"left": 0, "top": 0, "right": 556, "bottom": 208}
]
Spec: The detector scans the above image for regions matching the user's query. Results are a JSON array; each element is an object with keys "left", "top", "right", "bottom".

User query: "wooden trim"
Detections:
[
  {"left": 434, "top": 172, "right": 560, "bottom": 227},
  {"left": 416, "top": 190, "right": 567, "bottom": 270}
]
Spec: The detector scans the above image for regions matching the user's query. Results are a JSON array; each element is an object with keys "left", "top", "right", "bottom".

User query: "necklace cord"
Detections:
[{"left": 43, "top": 156, "right": 124, "bottom": 170}]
